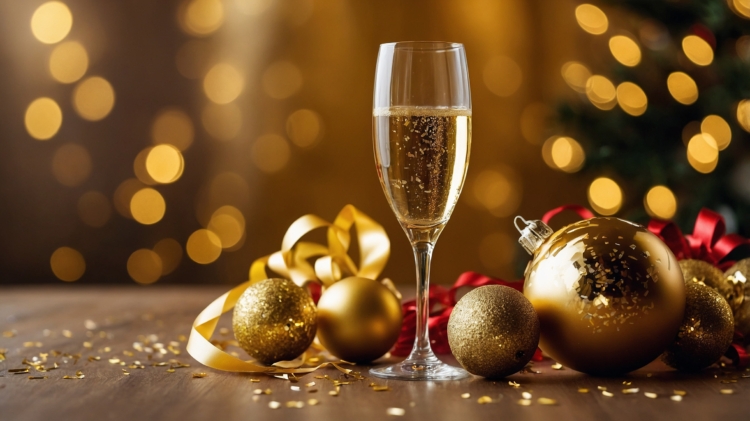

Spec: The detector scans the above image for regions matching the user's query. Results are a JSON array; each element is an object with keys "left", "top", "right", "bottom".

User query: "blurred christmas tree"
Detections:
[{"left": 545, "top": 0, "right": 750, "bottom": 235}]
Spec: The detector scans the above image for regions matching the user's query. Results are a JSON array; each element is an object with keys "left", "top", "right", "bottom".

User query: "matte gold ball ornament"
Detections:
[
  {"left": 316, "top": 277, "right": 402, "bottom": 363},
  {"left": 516, "top": 216, "right": 686, "bottom": 375},
  {"left": 725, "top": 258, "right": 750, "bottom": 336},
  {"left": 662, "top": 282, "right": 734, "bottom": 371},
  {"left": 679, "top": 259, "right": 742, "bottom": 310},
  {"left": 447, "top": 285, "right": 540, "bottom": 378},
  {"left": 233, "top": 278, "right": 317, "bottom": 365}
]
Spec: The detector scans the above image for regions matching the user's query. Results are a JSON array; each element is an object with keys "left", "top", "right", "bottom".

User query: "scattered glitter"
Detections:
[
  {"left": 622, "top": 381, "right": 632, "bottom": 385},
  {"left": 517, "top": 399, "right": 532, "bottom": 406},
  {"left": 602, "top": 391, "right": 614, "bottom": 397},
  {"left": 386, "top": 408, "right": 405, "bottom": 416},
  {"left": 461, "top": 393, "right": 471, "bottom": 399},
  {"left": 286, "top": 401, "right": 304, "bottom": 408},
  {"left": 268, "top": 401, "right": 280, "bottom": 409},
  {"left": 509, "top": 381, "right": 521, "bottom": 388},
  {"left": 192, "top": 373, "right": 208, "bottom": 378},
  {"left": 62, "top": 330, "right": 73, "bottom": 338},
  {"left": 551, "top": 363, "right": 564, "bottom": 370},
  {"left": 720, "top": 389, "right": 735, "bottom": 395},
  {"left": 477, "top": 396, "right": 493, "bottom": 404},
  {"left": 329, "top": 390, "right": 339, "bottom": 396},
  {"left": 522, "top": 392, "right": 532, "bottom": 400},
  {"left": 597, "top": 386, "right": 607, "bottom": 390},
  {"left": 122, "top": 369, "right": 130, "bottom": 375},
  {"left": 622, "top": 388, "right": 639, "bottom": 394},
  {"left": 538, "top": 398, "right": 557, "bottom": 405},
  {"left": 670, "top": 395, "right": 683, "bottom": 402},
  {"left": 578, "top": 388, "right": 589, "bottom": 393},
  {"left": 28, "top": 376, "right": 47, "bottom": 380},
  {"left": 109, "top": 358, "right": 121, "bottom": 364},
  {"left": 307, "top": 399, "right": 319, "bottom": 406},
  {"left": 88, "top": 356, "right": 100, "bottom": 362},
  {"left": 305, "top": 382, "right": 315, "bottom": 387},
  {"left": 373, "top": 386, "right": 390, "bottom": 392},
  {"left": 644, "top": 392, "right": 657, "bottom": 399},
  {"left": 250, "top": 379, "right": 260, "bottom": 383}
]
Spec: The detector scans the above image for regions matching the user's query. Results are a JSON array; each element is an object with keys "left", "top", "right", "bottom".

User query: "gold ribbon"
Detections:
[{"left": 186, "top": 204, "right": 391, "bottom": 373}]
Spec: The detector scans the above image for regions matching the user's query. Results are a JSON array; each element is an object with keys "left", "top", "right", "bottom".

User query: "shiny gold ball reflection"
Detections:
[
  {"left": 725, "top": 259, "right": 750, "bottom": 336},
  {"left": 524, "top": 217, "right": 685, "bottom": 375},
  {"left": 233, "top": 278, "right": 317, "bottom": 365},
  {"left": 679, "top": 259, "right": 741, "bottom": 310}
]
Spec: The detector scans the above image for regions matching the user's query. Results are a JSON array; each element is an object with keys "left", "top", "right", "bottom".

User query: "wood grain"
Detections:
[{"left": 1, "top": 286, "right": 749, "bottom": 421}]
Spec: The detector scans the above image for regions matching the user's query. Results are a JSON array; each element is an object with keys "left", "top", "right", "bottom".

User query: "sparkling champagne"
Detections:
[{"left": 373, "top": 107, "right": 471, "bottom": 228}]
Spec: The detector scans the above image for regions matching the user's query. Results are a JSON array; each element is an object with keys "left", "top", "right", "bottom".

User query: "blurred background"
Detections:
[{"left": 1, "top": 0, "right": 749, "bottom": 286}]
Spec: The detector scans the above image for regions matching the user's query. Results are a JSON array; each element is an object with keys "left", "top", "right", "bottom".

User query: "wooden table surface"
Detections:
[{"left": 1, "top": 285, "right": 750, "bottom": 421}]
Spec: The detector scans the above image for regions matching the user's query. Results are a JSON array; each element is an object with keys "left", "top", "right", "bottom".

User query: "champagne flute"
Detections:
[{"left": 370, "top": 42, "right": 471, "bottom": 380}]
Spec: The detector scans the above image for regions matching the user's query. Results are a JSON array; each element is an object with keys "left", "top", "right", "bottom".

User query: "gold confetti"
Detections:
[
  {"left": 673, "top": 390, "right": 687, "bottom": 396},
  {"left": 509, "top": 381, "right": 521, "bottom": 388},
  {"left": 308, "top": 389, "right": 318, "bottom": 393},
  {"left": 551, "top": 363, "right": 564, "bottom": 370},
  {"left": 329, "top": 390, "right": 339, "bottom": 396},
  {"left": 720, "top": 380, "right": 737, "bottom": 384},
  {"left": 122, "top": 369, "right": 130, "bottom": 375},
  {"left": 305, "top": 381, "right": 315, "bottom": 387},
  {"left": 2, "top": 330, "right": 16, "bottom": 338},
  {"left": 373, "top": 386, "right": 390, "bottom": 392},
  {"left": 622, "top": 381, "right": 632, "bottom": 385},
  {"left": 720, "top": 389, "right": 735, "bottom": 395},
  {"left": 268, "top": 401, "right": 281, "bottom": 409},
  {"left": 461, "top": 393, "right": 471, "bottom": 399},
  {"left": 123, "top": 350, "right": 134, "bottom": 357},
  {"left": 109, "top": 358, "right": 121, "bottom": 364},
  {"left": 517, "top": 399, "right": 532, "bottom": 406},
  {"left": 286, "top": 401, "right": 304, "bottom": 408},
  {"left": 538, "top": 398, "right": 557, "bottom": 405},
  {"left": 9, "top": 368, "right": 30, "bottom": 374},
  {"left": 670, "top": 395, "right": 683, "bottom": 402},
  {"left": 192, "top": 373, "right": 208, "bottom": 378},
  {"left": 522, "top": 392, "right": 532, "bottom": 400},
  {"left": 250, "top": 378, "right": 261, "bottom": 383},
  {"left": 307, "top": 399, "right": 319, "bottom": 406},
  {"left": 602, "top": 391, "right": 614, "bottom": 397},
  {"left": 62, "top": 330, "right": 73, "bottom": 338},
  {"left": 644, "top": 392, "right": 658, "bottom": 399},
  {"left": 28, "top": 376, "right": 47, "bottom": 380},
  {"left": 597, "top": 386, "right": 607, "bottom": 391},
  {"left": 622, "top": 388, "right": 639, "bottom": 394},
  {"left": 477, "top": 396, "right": 493, "bottom": 404},
  {"left": 291, "top": 386, "right": 300, "bottom": 391},
  {"left": 578, "top": 388, "right": 589, "bottom": 393},
  {"left": 76, "top": 370, "right": 84, "bottom": 379},
  {"left": 166, "top": 368, "right": 175, "bottom": 373},
  {"left": 386, "top": 408, "right": 405, "bottom": 416},
  {"left": 87, "top": 356, "right": 100, "bottom": 362}
]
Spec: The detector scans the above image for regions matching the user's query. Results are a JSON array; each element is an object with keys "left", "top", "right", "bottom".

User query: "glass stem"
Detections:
[{"left": 410, "top": 240, "right": 435, "bottom": 361}]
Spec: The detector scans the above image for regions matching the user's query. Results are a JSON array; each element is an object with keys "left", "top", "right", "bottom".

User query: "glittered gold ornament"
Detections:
[
  {"left": 679, "top": 259, "right": 742, "bottom": 310},
  {"left": 725, "top": 258, "right": 750, "bottom": 336},
  {"left": 662, "top": 282, "right": 734, "bottom": 371},
  {"left": 316, "top": 277, "right": 402, "bottom": 363},
  {"left": 516, "top": 216, "right": 685, "bottom": 375},
  {"left": 447, "top": 285, "right": 540, "bottom": 378},
  {"left": 233, "top": 278, "right": 317, "bottom": 365}
]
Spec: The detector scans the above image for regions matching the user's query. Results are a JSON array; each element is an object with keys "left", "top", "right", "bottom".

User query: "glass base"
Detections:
[{"left": 370, "top": 355, "right": 470, "bottom": 381}]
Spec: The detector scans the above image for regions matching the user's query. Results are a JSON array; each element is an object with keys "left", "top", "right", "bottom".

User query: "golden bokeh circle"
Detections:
[
  {"left": 483, "top": 56, "right": 523, "bottom": 97},
  {"left": 262, "top": 61, "right": 303, "bottom": 99},
  {"left": 609, "top": 35, "right": 641, "bottom": 67},
  {"left": 113, "top": 178, "right": 146, "bottom": 219},
  {"left": 549, "top": 136, "right": 586, "bottom": 173},
  {"left": 77, "top": 191, "right": 112, "bottom": 228},
  {"left": 50, "top": 246, "right": 85, "bottom": 282},
  {"left": 286, "top": 109, "right": 323, "bottom": 148},
  {"left": 146, "top": 144, "right": 184, "bottom": 184},
  {"left": 52, "top": 143, "right": 91, "bottom": 187},
  {"left": 203, "top": 63, "right": 244, "bottom": 104},
  {"left": 151, "top": 108, "right": 194, "bottom": 151},
  {"left": 588, "top": 177, "right": 623, "bottom": 215},
  {"left": 667, "top": 72, "right": 698, "bottom": 105},
  {"left": 201, "top": 102, "right": 242, "bottom": 141},
  {"left": 586, "top": 75, "right": 617, "bottom": 110},
  {"left": 252, "top": 134, "right": 291, "bottom": 173},
  {"left": 186, "top": 229, "right": 222, "bottom": 264},
  {"left": 687, "top": 134, "right": 718, "bottom": 174},
  {"left": 575, "top": 4, "right": 608, "bottom": 35},
  {"left": 153, "top": 238, "right": 183, "bottom": 276},
  {"left": 73, "top": 76, "right": 115, "bottom": 121},
  {"left": 127, "top": 249, "right": 163, "bottom": 284},
  {"left": 734, "top": 0, "right": 750, "bottom": 19},
  {"left": 25, "top": 97, "right": 63, "bottom": 140},
  {"left": 130, "top": 188, "right": 166, "bottom": 225},
  {"left": 133, "top": 147, "right": 158, "bottom": 185},
  {"left": 644, "top": 185, "right": 677, "bottom": 220},
  {"left": 616, "top": 82, "right": 648, "bottom": 116},
  {"left": 208, "top": 213, "right": 244, "bottom": 249},
  {"left": 701, "top": 115, "right": 731, "bottom": 150},
  {"left": 737, "top": 100, "right": 750, "bottom": 133},
  {"left": 180, "top": 0, "right": 224, "bottom": 36},
  {"left": 682, "top": 35, "right": 714, "bottom": 66},
  {"left": 561, "top": 61, "right": 591, "bottom": 93},
  {"left": 31, "top": 1, "right": 73, "bottom": 44},
  {"left": 49, "top": 41, "right": 88, "bottom": 84}
]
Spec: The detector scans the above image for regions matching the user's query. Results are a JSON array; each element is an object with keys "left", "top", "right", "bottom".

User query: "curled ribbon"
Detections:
[{"left": 187, "top": 204, "right": 392, "bottom": 374}]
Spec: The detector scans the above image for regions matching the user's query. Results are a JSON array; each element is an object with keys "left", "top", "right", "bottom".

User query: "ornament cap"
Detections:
[{"left": 514, "top": 216, "right": 553, "bottom": 255}]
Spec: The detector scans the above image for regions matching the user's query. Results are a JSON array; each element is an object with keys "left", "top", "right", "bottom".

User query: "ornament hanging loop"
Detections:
[{"left": 514, "top": 216, "right": 553, "bottom": 255}]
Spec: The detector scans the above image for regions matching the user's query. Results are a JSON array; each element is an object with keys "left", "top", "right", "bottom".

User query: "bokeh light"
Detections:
[
  {"left": 195, "top": 172, "right": 251, "bottom": 226},
  {"left": 616, "top": 82, "right": 648, "bottom": 116},
  {"left": 543, "top": 136, "right": 586, "bottom": 173},
  {"left": 208, "top": 205, "right": 245, "bottom": 249},
  {"left": 186, "top": 229, "right": 222, "bottom": 264},
  {"left": 133, "top": 147, "right": 158, "bottom": 185},
  {"left": 478, "top": 232, "right": 515, "bottom": 270},
  {"left": 146, "top": 144, "right": 184, "bottom": 184},
  {"left": 203, "top": 63, "right": 244, "bottom": 104},
  {"left": 151, "top": 108, "right": 194, "bottom": 151},
  {"left": 25, "top": 97, "right": 63, "bottom": 140},
  {"left": 681, "top": 120, "right": 701, "bottom": 146},
  {"left": 586, "top": 75, "right": 617, "bottom": 110},
  {"left": 588, "top": 177, "right": 623, "bottom": 215},
  {"left": 734, "top": 0, "right": 750, "bottom": 19},
  {"left": 644, "top": 185, "right": 677, "bottom": 219},
  {"left": 483, "top": 56, "right": 523, "bottom": 97},
  {"left": 687, "top": 134, "right": 718, "bottom": 174},
  {"left": 130, "top": 188, "right": 166, "bottom": 225},
  {"left": 682, "top": 35, "right": 714, "bottom": 66},
  {"left": 575, "top": 4, "right": 608, "bottom": 35},
  {"left": 77, "top": 191, "right": 112, "bottom": 228},
  {"left": 127, "top": 249, "right": 163, "bottom": 284},
  {"left": 113, "top": 178, "right": 146, "bottom": 219},
  {"left": 52, "top": 143, "right": 91, "bottom": 187},
  {"left": 252, "top": 134, "right": 291, "bottom": 173},
  {"left": 175, "top": 40, "right": 213, "bottom": 79},
  {"left": 31, "top": 1, "right": 73, "bottom": 44},
  {"left": 472, "top": 165, "right": 522, "bottom": 217},
  {"left": 180, "top": 0, "right": 224, "bottom": 36},
  {"left": 73, "top": 76, "right": 115, "bottom": 121},
  {"left": 609, "top": 35, "right": 641, "bottom": 67},
  {"left": 235, "top": 0, "right": 273, "bottom": 15},
  {"left": 50, "top": 246, "right": 85, "bottom": 282},
  {"left": 667, "top": 72, "right": 698, "bottom": 105},
  {"left": 262, "top": 61, "right": 303, "bottom": 99},
  {"left": 561, "top": 61, "right": 591, "bottom": 93},
  {"left": 701, "top": 115, "right": 731, "bottom": 150},
  {"left": 49, "top": 41, "right": 88, "bottom": 84},
  {"left": 736, "top": 100, "right": 750, "bottom": 133},
  {"left": 286, "top": 109, "right": 323, "bottom": 148},
  {"left": 202, "top": 103, "right": 242, "bottom": 141},
  {"left": 153, "top": 238, "right": 183, "bottom": 276}
]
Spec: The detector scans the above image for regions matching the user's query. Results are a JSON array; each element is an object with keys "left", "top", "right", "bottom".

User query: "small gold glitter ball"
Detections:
[
  {"left": 316, "top": 277, "right": 402, "bottom": 363},
  {"left": 725, "top": 258, "right": 750, "bottom": 336},
  {"left": 232, "top": 278, "right": 317, "bottom": 365},
  {"left": 447, "top": 285, "right": 540, "bottom": 378},
  {"left": 523, "top": 217, "right": 685, "bottom": 375},
  {"left": 662, "top": 282, "right": 734, "bottom": 371},
  {"left": 679, "top": 259, "right": 741, "bottom": 310}
]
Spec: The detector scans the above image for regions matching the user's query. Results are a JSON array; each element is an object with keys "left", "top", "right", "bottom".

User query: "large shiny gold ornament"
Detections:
[
  {"left": 447, "top": 286, "right": 540, "bottom": 378},
  {"left": 679, "top": 259, "right": 742, "bottom": 310},
  {"left": 233, "top": 278, "right": 317, "bottom": 365},
  {"left": 662, "top": 282, "right": 734, "bottom": 371},
  {"left": 520, "top": 217, "right": 685, "bottom": 375},
  {"left": 316, "top": 277, "right": 402, "bottom": 363},
  {"left": 725, "top": 258, "right": 750, "bottom": 336}
]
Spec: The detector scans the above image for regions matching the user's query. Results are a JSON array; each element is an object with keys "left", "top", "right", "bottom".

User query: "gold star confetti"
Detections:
[
  {"left": 644, "top": 392, "right": 658, "bottom": 399},
  {"left": 268, "top": 401, "right": 280, "bottom": 409},
  {"left": 192, "top": 373, "right": 208, "bottom": 378},
  {"left": 386, "top": 408, "right": 405, "bottom": 416},
  {"left": 517, "top": 399, "right": 532, "bottom": 406},
  {"left": 602, "top": 391, "right": 614, "bottom": 397},
  {"left": 509, "top": 381, "right": 521, "bottom": 388},
  {"left": 551, "top": 363, "right": 563, "bottom": 370},
  {"left": 477, "top": 396, "right": 493, "bottom": 404},
  {"left": 253, "top": 388, "right": 272, "bottom": 395},
  {"left": 538, "top": 398, "right": 557, "bottom": 405},
  {"left": 122, "top": 369, "right": 130, "bottom": 375},
  {"left": 578, "top": 388, "right": 589, "bottom": 393},
  {"left": 670, "top": 395, "right": 683, "bottom": 402},
  {"left": 720, "top": 389, "right": 735, "bottom": 395},
  {"left": 307, "top": 399, "right": 319, "bottom": 406},
  {"left": 461, "top": 393, "right": 471, "bottom": 399},
  {"left": 0, "top": 349, "right": 6, "bottom": 362},
  {"left": 622, "top": 388, "right": 639, "bottom": 394}
]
